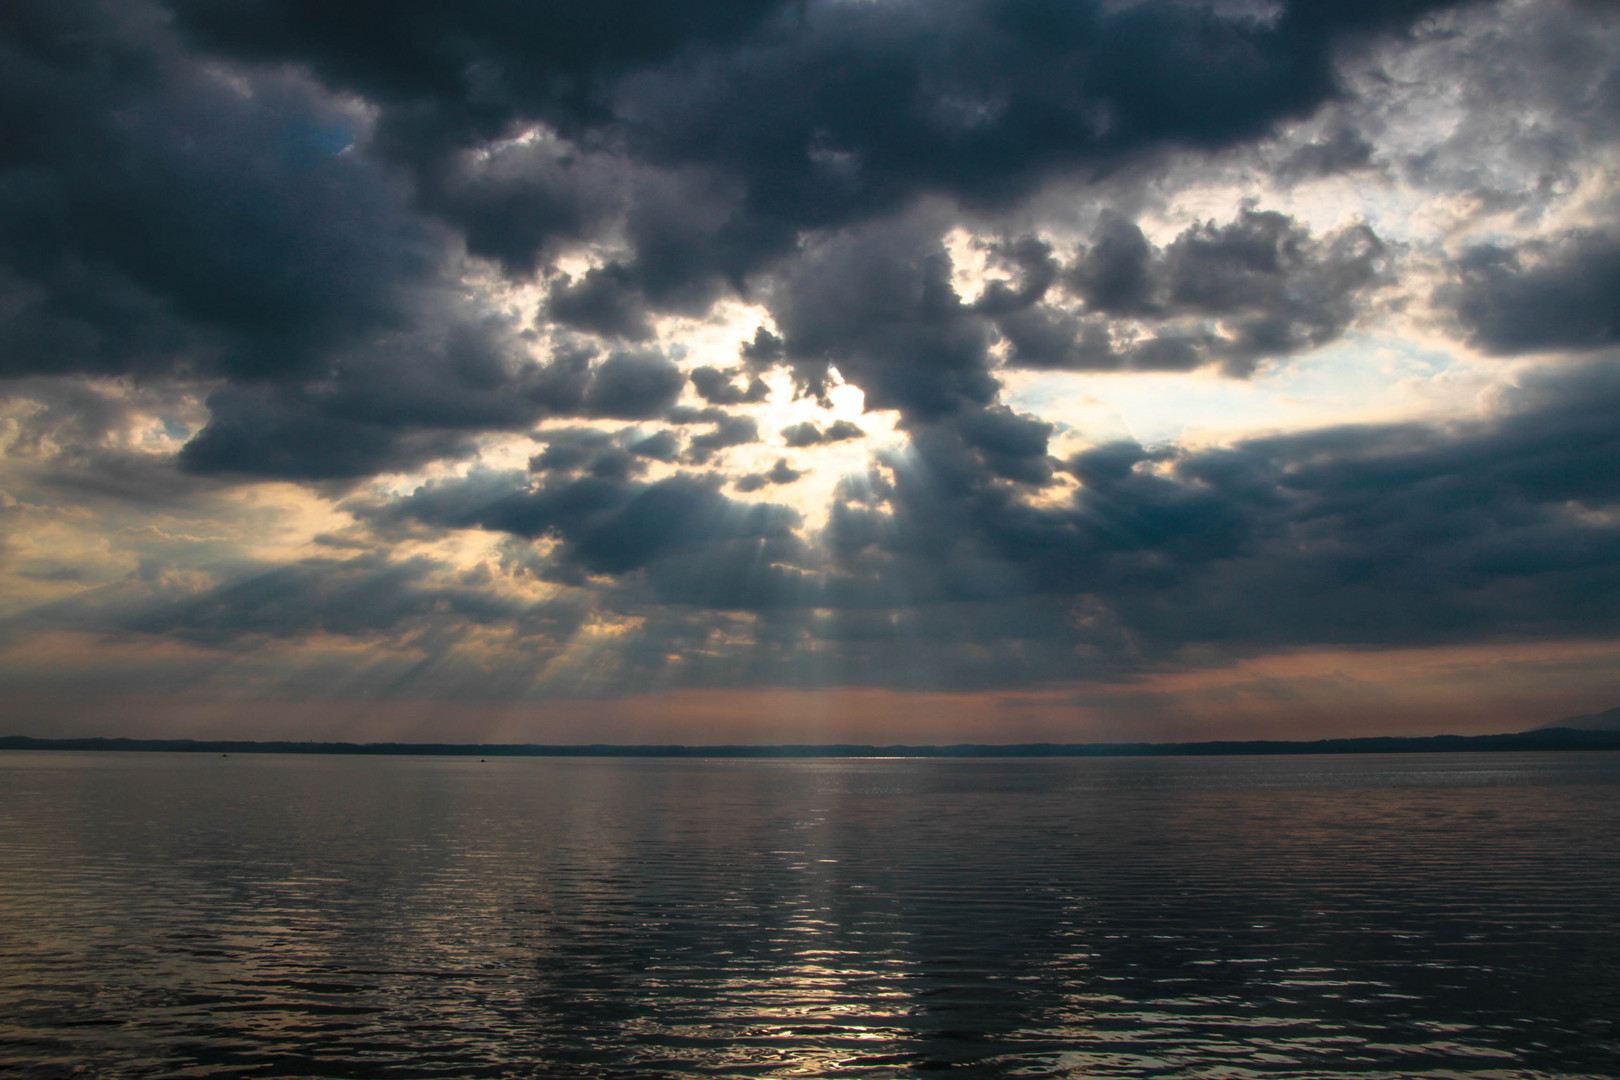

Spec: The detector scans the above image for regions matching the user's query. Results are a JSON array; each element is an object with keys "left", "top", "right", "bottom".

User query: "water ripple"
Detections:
[{"left": 2, "top": 751, "right": 1618, "bottom": 1078}]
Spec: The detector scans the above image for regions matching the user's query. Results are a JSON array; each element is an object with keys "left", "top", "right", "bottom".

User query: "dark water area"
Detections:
[{"left": 1, "top": 752, "right": 1617, "bottom": 1079}]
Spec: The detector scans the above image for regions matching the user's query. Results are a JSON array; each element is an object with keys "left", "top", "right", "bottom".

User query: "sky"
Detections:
[{"left": 2, "top": 0, "right": 1618, "bottom": 744}]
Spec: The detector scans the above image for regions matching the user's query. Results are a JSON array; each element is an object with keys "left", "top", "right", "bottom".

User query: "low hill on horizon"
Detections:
[
  {"left": 5, "top": 727, "right": 1620, "bottom": 757},
  {"left": 1540, "top": 705, "right": 1620, "bottom": 732}
]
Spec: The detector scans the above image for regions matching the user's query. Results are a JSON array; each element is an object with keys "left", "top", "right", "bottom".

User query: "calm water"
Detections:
[{"left": 1, "top": 752, "right": 1617, "bottom": 1079}]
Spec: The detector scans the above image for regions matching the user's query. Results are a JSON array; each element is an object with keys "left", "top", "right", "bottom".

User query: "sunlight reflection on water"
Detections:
[{"left": 1, "top": 751, "right": 1617, "bottom": 1078}]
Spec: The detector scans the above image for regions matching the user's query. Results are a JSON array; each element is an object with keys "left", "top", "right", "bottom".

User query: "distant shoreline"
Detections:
[{"left": 4, "top": 729, "right": 1619, "bottom": 758}]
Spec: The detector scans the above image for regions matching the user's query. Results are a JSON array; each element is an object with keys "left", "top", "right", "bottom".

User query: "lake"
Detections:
[{"left": 2, "top": 751, "right": 1617, "bottom": 1078}]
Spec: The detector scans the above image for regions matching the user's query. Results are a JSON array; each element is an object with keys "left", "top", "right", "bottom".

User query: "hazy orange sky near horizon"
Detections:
[
  {"left": 11, "top": 638, "right": 1620, "bottom": 744},
  {"left": 2, "top": 0, "right": 1619, "bottom": 743}
]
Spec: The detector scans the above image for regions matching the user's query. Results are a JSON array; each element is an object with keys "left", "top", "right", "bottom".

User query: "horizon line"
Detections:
[{"left": 4, "top": 729, "right": 1619, "bottom": 758}]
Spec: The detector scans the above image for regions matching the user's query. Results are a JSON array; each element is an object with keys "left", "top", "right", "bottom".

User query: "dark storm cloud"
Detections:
[
  {"left": 176, "top": 384, "right": 481, "bottom": 481},
  {"left": 739, "top": 326, "right": 786, "bottom": 366},
  {"left": 604, "top": 0, "right": 1467, "bottom": 288},
  {"left": 57, "top": 349, "right": 1620, "bottom": 692},
  {"left": 164, "top": 0, "right": 789, "bottom": 159},
  {"left": 1445, "top": 229, "right": 1620, "bottom": 354},
  {"left": 0, "top": 539, "right": 548, "bottom": 667},
  {"left": 0, "top": 3, "right": 441, "bottom": 383},
  {"left": 528, "top": 428, "right": 616, "bottom": 473},
  {"left": 359, "top": 470, "right": 802, "bottom": 579},
  {"left": 1, "top": 0, "right": 1481, "bottom": 497},
  {"left": 426, "top": 136, "right": 628, "bottom": 279},
  {"left": 0, "top": 3, "right": 675, "bottom": 485},
  {"left": 545, "top": 265, "right": 656, "bottom": 341},
  {"left": 971, "top": 236, "right": 1061, "bottom": 317},
  {"left": 767, "top": 217, "right": 999, "bottom": 415},
  {"left": 529, "top": 428, "right": 647, "bottom": 481},
  {"left": 1158, "top": 208, "right": 1390, "bottom": 375},
  {"left": 551, "top": 473, "right": 800, "bottom": 580},
  {"left": 10, "top": 0, "right": 1619, "bottom": 706},
  {"left": 994, "top": 308, "right": 1124, "bottom": 371},
  {"left": 952, "top": 406, "right": 1056, "bottom": 485},
  {"left": 0, "top": 4, "right": 709, "bottom": 483},
  {"left": 580, "top": 350, "right": 686, "bottom": 419},
  {"left": 752, "top": 206, "right": 1389, "bottom": 413},
  {"left": 357, "top": 468, "right": 620, "bottom": 542},
  {"left": 170, "top": 335, "right": 683, "bottom": 480},
  {"left": 255, "top": 350, "right": 1598, "bottom": 685},
  {"left": 816, "top": 355, "right": 1620, "bottom": 668},
  {"left": 163, "top": 0, "right": 1470, "bottom": 306},
  {"left": 1066, "top": 214, "right": 1158, "bottom": 316},
  {"left": 1002, "top": 208, "right": 1391, "bottom": 375}
]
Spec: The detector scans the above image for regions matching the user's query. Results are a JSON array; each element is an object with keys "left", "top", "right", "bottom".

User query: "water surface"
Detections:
[{"left": 2, "top": 751, "right": 1617, "bottom": 1078}]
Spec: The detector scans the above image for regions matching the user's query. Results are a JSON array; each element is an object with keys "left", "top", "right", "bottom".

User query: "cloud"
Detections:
[
  {"left": 685, "top": 413, "right": 761, "bottom": 464},
  {"left": 971, "top": 236, "right": 1061, "bottom": 317},
  {"left": 528, "top": 428, "right": 616, "bottom": 473},
  {"left": 739, "top": 326, "right": 785, "bottom": 366},
  {"left": 628, "top": 429, "right": 682, "bottom": 462},
  {"left": 1002, "top": 208, "right": 1392, "bottom": 376},
  {"left": 177, "top": 384, "right": 479, "bottom": 481},
  {"left": 1445, "top": 229, "right": 1620, "bottom": 355},
  {"left": 5, "top": 0, "right": 1620, "bottom": 730},
  {"left": 0, "top": 12, "right": 446, "bottom": 383},
  {"left": 546, "top": 265, "right": 656, "bottom": 341},
  {"left": 422, "top": 134, "right": 628, "bottom": 279},
  {"left": 1065, "top": 214, "right": 1159, "bottom": 316},
  {"left": 580, "top": 349, "right": 687, "bottom": 419},
  {"left": 780, "top": 419, "right": 865, "bottom": 447},
  {"left": 818, "top": 355, "right": 1620, "bottom": 668},
  {"left": 529, "top": 428, "right": 648, "bottom": 481},
  {"left": 170, "top": 336, "right": 684, "bottom": 480},
  {"left": 1275, "top": 124, "right": 1377, "bottom": 181},
  {"left": 174, "top": 331, "right": 591, "bottom": 479},
  {"left": 17, "top": 354, "right": 1620, "bottom": 701},
  {"left": 765, "top": 216, "right": 999, "bottom": 416},
  {"left": 735, "top": 457, "right": 803, "bottom": 492},
  {"left": 740, "top": 206, "right": 1392, "bottom": 416},
  {"left": 156, "top": 0, "right": 1473, "bottom": 315},
  {"left": 126, "top": 553, "right": 522, "bottom": 643},
  {"left": 358, "top": 469, "right": 802, "bottom": 580},
  {"left": 1361, "top": 0, "right": 1620, "bottom": 213},
  {"left": 546, "top": 472, "right": 802, "bottom": 579},
  {"left": 0, "top": 0, "right": 1476, "bottom": 495},
  {"left": 689, "top": 365, "right": 770, "bottom": 405},
  {"left": 951, "top": 405, "right": 1055, "bottom": 485}
]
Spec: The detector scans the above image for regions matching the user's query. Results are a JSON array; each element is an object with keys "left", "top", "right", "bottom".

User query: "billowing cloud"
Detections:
[
  {"left": 767, "top": 217, "right": 1000, "bottom": 415},
  {"left": 156, "top": 0, "right": 1476, "bottom": 299},
  {"left": 546, "top": 266, "right": 656, "bottom": 341},
  {"left": 1000, "top": 209, "right": 1392, "bottom": 376}
]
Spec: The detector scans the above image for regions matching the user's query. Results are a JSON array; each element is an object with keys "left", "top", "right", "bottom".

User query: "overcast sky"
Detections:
[{"left": 2, "top": 0, "right": 1618, "bottom": 743}]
